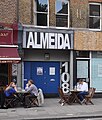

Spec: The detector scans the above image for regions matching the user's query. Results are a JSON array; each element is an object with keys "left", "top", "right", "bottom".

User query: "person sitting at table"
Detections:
[
  {"left": 76, "top": 79, "right": 88, "bottom": 104},
  {"left": 4, "top": 82, "right": 17, "bottom": 97},
  {"left": 24, "top": 79, "right": 38, "bottom": 108},
  {"left": 4, "top": 82, "right": 18, "bottom": 107}
]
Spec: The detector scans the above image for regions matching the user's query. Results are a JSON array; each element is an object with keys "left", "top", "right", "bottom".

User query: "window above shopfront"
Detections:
[
  {"left": 34, "top": 0, "right": 49, "bottom": 26},
  {"left": 89, "top": 3, "right": 101, "bottom": 30},
  {"left": 76, "top": 51, "right": 90, "bottom": 58},
  {"left": 55, "top": 0, "right": 69, "bottom": 28}
]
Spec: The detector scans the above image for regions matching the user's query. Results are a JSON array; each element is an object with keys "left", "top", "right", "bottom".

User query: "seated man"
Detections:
[
  {"left": 24, "top": 79, "right": 38, "bottom": 108},
  {"left": 77, "top": 79, "right": 88, "bottom": 103}
]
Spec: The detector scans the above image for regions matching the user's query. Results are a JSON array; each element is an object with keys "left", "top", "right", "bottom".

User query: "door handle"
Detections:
[
  {"left": 44, "top": 82, "right": 46, "bottom": 84},
  {"left": 50, "top": 79, "right": 55, "bottom": 82}
]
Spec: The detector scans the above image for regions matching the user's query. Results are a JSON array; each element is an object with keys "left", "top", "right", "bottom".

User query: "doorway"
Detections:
[{"left": 24, "top": 61, "right": 60, "bottom": 94}]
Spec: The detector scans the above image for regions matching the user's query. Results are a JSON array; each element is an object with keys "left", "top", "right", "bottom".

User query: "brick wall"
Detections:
[
  {"left": 89, "top": 0, "right": 102, "bottom": 2},
  {"left": 49, "top": 0, "right": 56, "bottom": 26},
  {"left": 0, "top": 0, "right": 17, "bottom": 24},
  {"left": 70, "top": 0, "right": 88, "bottom": 28},
  {"left": 19, "top": 0, "right": 32, "bottom": 24},
  {"left": 74, "top": 31, "right": 102, "bottom": 51}
]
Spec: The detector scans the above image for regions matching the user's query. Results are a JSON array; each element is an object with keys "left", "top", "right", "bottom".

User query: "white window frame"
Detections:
[
  {"left": 55, "top": 0, "right": 69, "bottom": 28},
  {"left": 34, "top": 0, "right": 49, "bottom": 27},
  {"left": 89, "top": 3, "right": 101, "bottom": 31}
]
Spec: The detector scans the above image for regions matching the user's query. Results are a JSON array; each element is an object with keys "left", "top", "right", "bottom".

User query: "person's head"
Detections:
[
  {"left": 9, "top": 82, "right": 16, "bottom": 87},
  {"left": 78, "top": 79, "right": 84, "bottom": 84},
  {"left": 12, "top": 79, "right": 17, "bottom": 84},
  {"left": 28, "top": 80, "right": 34, "bottom": 86}
]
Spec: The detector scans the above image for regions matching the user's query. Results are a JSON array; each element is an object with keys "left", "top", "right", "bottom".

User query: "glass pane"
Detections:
[
  {"left": 35, "top": 0, "right": 48, "bottom": 12},
  {"left": 77, "top": 61, "right": 88, "bottom": 78},
  {"left": 56, "top": 15, "right": 68, "bottom": 27},
  {"left": 76, "top": 51, "right": 89, "bottom": 58},
  {"left": 89, "top": 17, "right": 100, "bottom": 29},
  {"left": 56, "top": 0, "right": 68, "bottom": 14},
  {"left": 89, "top": 4, "right": 100, "bottom": 16},
  {"left": 37, "top": 13, "right": 47, "bottom": 26},
  {"left": 91, "top": 52, "right": 102, "bottom": 90},
  {"left": 0, "top": 64, "right": 8, "bottom": 86}
]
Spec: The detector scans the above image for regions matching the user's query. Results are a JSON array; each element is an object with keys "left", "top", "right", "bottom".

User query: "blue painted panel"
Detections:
[
  {"left": 31, "top": 62, "right": 60, "bottom": 93},
  {"left": 44, "top": 62, "right": 60, "bottom": 93},
  {"left": 24, "top": 62, "right": 60, "bottom": 94},
  {"left": 31, "top": 62, "right": 46, "bottom": 92},
  {"left": 24, "top": 62, "right": 31, "bottom": 87}
]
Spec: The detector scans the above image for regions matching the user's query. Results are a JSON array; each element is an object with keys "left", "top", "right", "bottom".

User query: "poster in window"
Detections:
[
  {"left": 49, "top": 67, "right": 55, "bottom": 75},
  {"left": 37, "top": 67, "right": 43, "bottom": 75},
  {"left": 77, "top": 61, "right": 88, "bottom": 78}
]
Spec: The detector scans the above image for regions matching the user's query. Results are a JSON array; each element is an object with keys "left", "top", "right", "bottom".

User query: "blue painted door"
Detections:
[
  {"left": 24, "top": 62, "right": 60, "bottom": 94},
  {"left": 24, "top": 62, "right": 31, "bottom": 87}
]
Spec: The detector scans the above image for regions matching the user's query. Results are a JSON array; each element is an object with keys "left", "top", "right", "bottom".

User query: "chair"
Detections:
[
  {"left": 85, "top": 87, "right": 96, "bottom": 105},
  {"left": 29, "top": 88, "right": 44, "bottom": 107},
  {"left": 29, "top": 96, "right": 39, "bottom": 107},
  {"left": 58, "top": 87, "right": 71, "bottom": 106},
  {"left": 4, "top": 94, "right": 18, "bottom": 108}
]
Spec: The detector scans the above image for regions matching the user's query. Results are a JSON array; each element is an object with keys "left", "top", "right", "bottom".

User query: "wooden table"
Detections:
[{"left": 70, "top": 90, "right": 82, "bottom": 105}]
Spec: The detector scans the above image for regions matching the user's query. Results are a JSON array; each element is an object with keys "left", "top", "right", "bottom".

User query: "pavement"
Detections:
[{"left": 0, "top": 98, "right": 102, "bottom": 120}]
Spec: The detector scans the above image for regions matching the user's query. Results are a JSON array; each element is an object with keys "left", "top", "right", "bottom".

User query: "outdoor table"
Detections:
[
  {"left": 16, "top": 90, "right": 29, "bottom": 107},
  {"left": 70, "top": 90, "right": 82, "bottom": 105}
]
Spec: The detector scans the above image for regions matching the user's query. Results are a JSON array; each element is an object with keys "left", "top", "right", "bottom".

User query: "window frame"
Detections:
[
  {"left": 89, "top": 3, "right": 102, "bottom": 31},
  {"left": 55, "top": 0, "right": 69, "bottom": 28},
  {"left": 34, "top": 0, "right": 49, "bottom": 27}
]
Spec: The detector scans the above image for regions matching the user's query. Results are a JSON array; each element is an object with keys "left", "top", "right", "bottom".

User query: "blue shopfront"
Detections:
[{"left": 22, "top": 26, "right": 74, "bottom": 95}]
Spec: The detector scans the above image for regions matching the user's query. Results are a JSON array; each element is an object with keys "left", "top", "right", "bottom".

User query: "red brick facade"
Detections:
[
  {"left": 89, "top": 0, "right": 102, "bottom": 2},
  {"left": 0, "top": 0, "right": 102, "bottom": 50},
  {"left": 0, "top": 0, "right": 17, "bottom": 24}
]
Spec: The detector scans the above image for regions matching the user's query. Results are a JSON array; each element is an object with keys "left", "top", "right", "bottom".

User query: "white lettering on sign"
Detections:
[
  {"left": 26, "top": 32, "right": 71, "bottom": 49},
  {"left": 27, "top": 32, "right": 34, "bottom": 48},
  {"left": 61, "top": 62, "right": 70, "bottom": 93}
]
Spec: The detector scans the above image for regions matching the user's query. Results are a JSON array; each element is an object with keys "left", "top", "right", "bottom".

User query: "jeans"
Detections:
[
  {"left": 25, "top": 94, "right": 37, "bottom": 107},
  {"left": 77, "top": 91, "right": 88, "bottom": 101}
]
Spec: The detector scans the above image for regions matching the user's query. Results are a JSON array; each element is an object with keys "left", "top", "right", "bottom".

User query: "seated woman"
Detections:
[
  {"left": 4, "top": 82, "right": 18, "bottom": 107},
  {"left": 24, "top": 80, "right": 38, "bottom": 108},
  {"left": 4, "top": 82, "right": 17, "bottom": 97}
]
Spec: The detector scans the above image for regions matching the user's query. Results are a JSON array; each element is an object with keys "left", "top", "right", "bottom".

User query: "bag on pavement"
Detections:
[{"left": 37, "top": 88, "right": 44, "bottom": 106}]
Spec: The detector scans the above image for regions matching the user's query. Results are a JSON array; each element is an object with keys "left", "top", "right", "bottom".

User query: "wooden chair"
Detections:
[
  {"left": 58, "top": 87, "right": 71, "bottom": 106},
  {"left": 85, "top": 87, "right": 96, "bottom": 105}
]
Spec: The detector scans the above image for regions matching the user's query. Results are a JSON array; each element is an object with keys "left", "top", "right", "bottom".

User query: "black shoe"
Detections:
[
  {"left": 24, "top": 106, "right": 31, "bottom": 108},
  {"left": 0, "top": 107, "right": 8, "bottom": 109}
]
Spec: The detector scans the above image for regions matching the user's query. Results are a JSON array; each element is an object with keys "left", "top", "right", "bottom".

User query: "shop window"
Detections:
[
  {"left": 55, "top": 0, "right": 69, "bottom": 27},
  {"left": 0, "top": 64, "right": 8, "bottom": 86},
  {"left": 89, "top": 3, "right": 101, "bottom": 30},
  {"left": 76, "top": 51, "right": 89, "bottom": 58},
  {"left": 34, "top": 0, "right": 49, "bottom": 26}
]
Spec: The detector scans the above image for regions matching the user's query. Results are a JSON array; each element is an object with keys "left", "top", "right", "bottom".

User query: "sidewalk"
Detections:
[{"left": 0, "top": 98, "right": 102, "bottom": 120}]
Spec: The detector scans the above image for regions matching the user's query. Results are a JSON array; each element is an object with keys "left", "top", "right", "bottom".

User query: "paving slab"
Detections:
[{"left": 0, "top": 98, "right": 102, "bottom": 120}]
